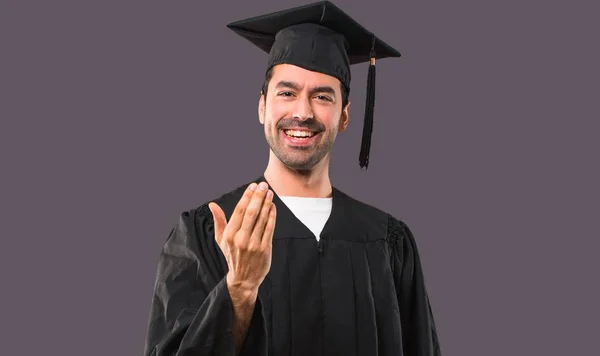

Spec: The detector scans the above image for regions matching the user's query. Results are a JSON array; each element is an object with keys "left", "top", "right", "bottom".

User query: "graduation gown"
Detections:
[{"left": 143, "top": 175, "right": 441, "bottom": 356}]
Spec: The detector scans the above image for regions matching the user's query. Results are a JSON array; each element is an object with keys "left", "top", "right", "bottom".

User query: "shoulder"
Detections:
[{"left": 333, "top": 187, "right": 413, "bottom": 242}]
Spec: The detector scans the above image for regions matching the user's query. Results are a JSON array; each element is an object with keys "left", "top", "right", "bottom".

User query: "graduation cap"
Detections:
[{"left": 226, "top": 0, "right": 401, "bottom": 169}]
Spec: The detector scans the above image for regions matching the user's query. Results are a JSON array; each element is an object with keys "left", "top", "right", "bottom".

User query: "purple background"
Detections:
[{"left": 2, "top": 0, "right": 598, "bottom": 355}]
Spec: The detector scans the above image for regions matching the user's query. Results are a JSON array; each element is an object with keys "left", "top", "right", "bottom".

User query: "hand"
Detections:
[{"left": 208, "top": 181, "right": 277, "bottom": 293}]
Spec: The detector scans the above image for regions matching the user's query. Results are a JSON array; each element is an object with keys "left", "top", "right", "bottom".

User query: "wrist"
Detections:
[{"left": 227, "top": 273, "right": 259, "bottom": 298}]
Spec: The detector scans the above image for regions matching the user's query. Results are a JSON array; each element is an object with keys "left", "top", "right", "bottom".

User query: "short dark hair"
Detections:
[{"left": 261, "top": 67, "right": 349, "bottom": 109}]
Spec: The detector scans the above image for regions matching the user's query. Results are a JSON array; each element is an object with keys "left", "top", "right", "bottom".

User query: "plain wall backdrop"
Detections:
[{"left": 1, "top": 0, "right": 598, "bottom": 355}]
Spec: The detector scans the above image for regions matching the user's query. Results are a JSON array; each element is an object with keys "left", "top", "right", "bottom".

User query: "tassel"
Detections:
[{"left": 359, "top": 35, "right": 377, "bottom": 169}]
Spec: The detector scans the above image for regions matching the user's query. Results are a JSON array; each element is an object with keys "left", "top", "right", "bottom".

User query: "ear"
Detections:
[
  {"left": 258, "top": 92, "right": 266, "bottom": 125},
  {"left": 339, "top": 100, "right": 351, "bottom": 133}
]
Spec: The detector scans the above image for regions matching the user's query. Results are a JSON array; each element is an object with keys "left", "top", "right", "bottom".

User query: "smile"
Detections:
[
  {"left": 280, "top": 129, "right": 320, "bottom": 146},
  {"left": 283, "top": 129, "right": 316, "bottom": 139}
]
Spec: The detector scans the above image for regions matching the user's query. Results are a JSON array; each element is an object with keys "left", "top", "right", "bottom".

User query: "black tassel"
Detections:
[{"left": 359, "top": 35, "right": 377, "bottom": 169}]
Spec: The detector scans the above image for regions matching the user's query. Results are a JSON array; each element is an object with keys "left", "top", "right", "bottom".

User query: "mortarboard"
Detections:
[{"left": 226, "top": 0, "right": 401, "bottom": 169}]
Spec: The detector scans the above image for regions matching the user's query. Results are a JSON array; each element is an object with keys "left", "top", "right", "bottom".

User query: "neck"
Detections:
[{"left": 263, "top": 151, "right": 333, "bottom": 198}]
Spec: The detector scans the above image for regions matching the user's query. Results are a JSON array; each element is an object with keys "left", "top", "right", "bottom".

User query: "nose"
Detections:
[{"left": 292, "top": 95, "right": 313, "bottom": 120}]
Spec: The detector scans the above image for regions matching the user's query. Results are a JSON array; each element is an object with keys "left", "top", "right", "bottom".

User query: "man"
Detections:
[{"left": 143, "top": 1, "right": 441, "bottom": 355}]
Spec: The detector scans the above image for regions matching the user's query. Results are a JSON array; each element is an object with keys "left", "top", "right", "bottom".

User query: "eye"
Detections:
[
  {"left": 315, "top": 95, "right": 332, "bottom": 102},
  {"left": 278, "top": 91, "right": 294, "bottom": 97}
]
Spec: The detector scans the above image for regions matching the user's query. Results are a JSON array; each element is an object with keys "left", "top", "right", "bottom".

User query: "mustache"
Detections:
[{"left": 277, "top": 117, "right": 325, "bottom": 132}]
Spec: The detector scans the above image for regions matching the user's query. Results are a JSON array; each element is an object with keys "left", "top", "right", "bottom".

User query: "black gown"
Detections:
[{"left": 143, "top": 175, "right": 441, "bottom": 356}]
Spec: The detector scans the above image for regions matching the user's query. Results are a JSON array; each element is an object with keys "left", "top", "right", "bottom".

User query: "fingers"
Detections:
[
  {"left": 227, "top": 182, "right": 258, "bottom": 234},
  {"left": 249, "top": 189, "right": 274, "bottom": 245},
  {"left": 261, "top": 203, "right": 277, "bottom": 250},
  {"left": 208, "top": 202, "right": 226, "bottom": 245},
  {"left": 240, "top": 182, "right": 270, "bottom": 236}
]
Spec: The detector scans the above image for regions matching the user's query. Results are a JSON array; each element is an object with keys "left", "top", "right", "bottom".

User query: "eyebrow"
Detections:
[{"left": 275, "top": 80, "right": 337, "bottom": 98}]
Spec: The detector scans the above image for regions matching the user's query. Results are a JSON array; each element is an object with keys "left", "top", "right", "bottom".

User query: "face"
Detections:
[{"left": 258, "top": 64, "right": 350, "bottom": 171}]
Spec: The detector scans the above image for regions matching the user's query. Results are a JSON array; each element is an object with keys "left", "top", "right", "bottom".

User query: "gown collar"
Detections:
[{"left": 251, "top": 174, "right": 344, "bottom": 240}]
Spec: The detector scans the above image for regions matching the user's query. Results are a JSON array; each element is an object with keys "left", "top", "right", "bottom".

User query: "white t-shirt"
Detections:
[{"left": 278, "top": 196, "right": 332, "bottom": 241}]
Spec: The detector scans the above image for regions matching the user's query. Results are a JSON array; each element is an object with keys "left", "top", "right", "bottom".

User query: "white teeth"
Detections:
[{"left": 284, "top": 130, "right": 315, "bottom": 138}]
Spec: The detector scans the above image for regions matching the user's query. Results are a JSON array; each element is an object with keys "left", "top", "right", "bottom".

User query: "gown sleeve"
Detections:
[
  {"left": 142, "top": 205, "right": 268, "bottom": 356},
  {"left": 388, "top": 214, "right": 442, "bottom": 356}
]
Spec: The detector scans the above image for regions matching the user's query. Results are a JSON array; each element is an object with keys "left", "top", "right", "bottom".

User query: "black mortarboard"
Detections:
[{"left": 226, "top": 0, "right": 401, "bottom": 169}]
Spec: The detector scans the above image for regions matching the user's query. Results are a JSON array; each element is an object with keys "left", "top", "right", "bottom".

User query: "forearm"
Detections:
[{"left": 227, "top": 278, "right": 259, "bottom": 355}]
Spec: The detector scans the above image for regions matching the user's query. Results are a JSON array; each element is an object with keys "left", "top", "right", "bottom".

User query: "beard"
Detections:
[{"left": 265, "top": 116, "right": 337, "bottom": 171}]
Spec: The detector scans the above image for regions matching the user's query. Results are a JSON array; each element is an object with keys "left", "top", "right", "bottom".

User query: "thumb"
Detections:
[{"left": 208, "top": 202, "right": 226, "bottom": 244}]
